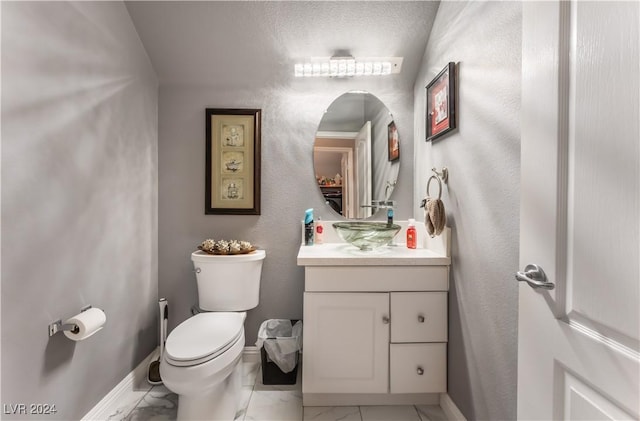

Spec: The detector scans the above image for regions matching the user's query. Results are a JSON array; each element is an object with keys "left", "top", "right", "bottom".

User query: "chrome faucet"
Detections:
[
  {"left": 367, "top": 200, "right": 396, "bottom": 225},
  {"left": 361, "top": 179, "right": 397, "bottom": 224},
  {"left": 370, "top": 199, "right": 395, "bottom": 210}
]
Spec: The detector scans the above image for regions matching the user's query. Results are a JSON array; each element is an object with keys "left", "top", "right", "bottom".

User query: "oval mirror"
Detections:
[{"left": 314, "top": 92, "right": 400, "bottom": 219}]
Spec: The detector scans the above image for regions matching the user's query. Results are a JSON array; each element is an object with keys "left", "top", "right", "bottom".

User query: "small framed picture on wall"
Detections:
[{"left": 426, "top": 62, "right": 456, "bottom": 142}]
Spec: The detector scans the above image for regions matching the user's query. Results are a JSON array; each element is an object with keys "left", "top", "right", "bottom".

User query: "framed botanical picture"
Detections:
[
  {"left": 426, "top": 62, "right": 456, "bottom": 142},
  {"left": 205, "top": 108, "right": 261, "bottom": 214},
  {"left": 388, "top": 121, "right": 399, "bottom": 162}
]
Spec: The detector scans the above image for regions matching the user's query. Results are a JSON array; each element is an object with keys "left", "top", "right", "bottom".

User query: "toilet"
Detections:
[{"left": 160, "top": 249, "right": 266, "bottom": 421}]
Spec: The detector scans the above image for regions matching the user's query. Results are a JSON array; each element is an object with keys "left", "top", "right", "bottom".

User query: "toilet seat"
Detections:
[{"left": 165, "top": 312, "right": 245, "bottom": 367}]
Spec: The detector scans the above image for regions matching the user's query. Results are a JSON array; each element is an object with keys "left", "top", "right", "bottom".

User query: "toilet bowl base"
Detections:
[{"left": 176, "top": 358, "right": 242, "bottom": 421}]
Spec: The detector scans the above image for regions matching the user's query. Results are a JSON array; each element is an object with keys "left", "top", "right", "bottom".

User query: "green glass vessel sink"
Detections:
[{"left": 333, "top": 221, "right": 402, "bottom": 251}]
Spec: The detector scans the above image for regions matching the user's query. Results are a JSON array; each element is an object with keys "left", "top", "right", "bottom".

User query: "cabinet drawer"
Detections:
[
  {"left": 390, "top": 343, "right": 446, "bottom": 394},
  {"left": 391, "top": 292, "right": 447, "bottom": 343},
  {"left": 305, "top": 266, "right": 449, "bottom": 292}
]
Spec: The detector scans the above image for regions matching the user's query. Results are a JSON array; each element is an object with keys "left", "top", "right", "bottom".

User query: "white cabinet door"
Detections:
[{"left": 303, "top": 292, "right": 389, "bottom": 393}]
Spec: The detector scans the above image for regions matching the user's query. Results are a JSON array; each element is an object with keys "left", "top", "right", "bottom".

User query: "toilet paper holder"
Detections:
[{"left": 48, "top": 305, "right": 94, "bottom": 337}]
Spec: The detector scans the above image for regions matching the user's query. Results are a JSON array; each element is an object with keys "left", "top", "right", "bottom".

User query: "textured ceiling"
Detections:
[{"left": 125, "top": 1, "right": 440, "bottom": 88}]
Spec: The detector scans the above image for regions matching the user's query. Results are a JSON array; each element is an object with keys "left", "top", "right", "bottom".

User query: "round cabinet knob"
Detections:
[
  {"left": 417, "top": 315, "right": 425, "bottom": 323},
  {"left": 417, "top": 367, "right": 424, "bottom": 375},
  {"left": 194, "top": 268, "right": 201, "bottom": 274},
  {"left": 382, "top": 316, "right": 390, "bottom": 324}
]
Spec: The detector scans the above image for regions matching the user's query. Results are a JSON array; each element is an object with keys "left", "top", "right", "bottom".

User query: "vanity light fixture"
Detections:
[{"left": 294, "top": 57, "right": 403, "bottom": 78}]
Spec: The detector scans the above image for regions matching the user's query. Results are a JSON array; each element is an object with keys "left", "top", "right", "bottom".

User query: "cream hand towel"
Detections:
[{"left": 425, "top": 197, "right": 446, "bottom": 237}]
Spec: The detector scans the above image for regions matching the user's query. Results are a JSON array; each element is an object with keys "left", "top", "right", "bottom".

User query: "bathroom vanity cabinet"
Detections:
[{"left": 297, "top": 236, "right": 451, "bottom": 407}]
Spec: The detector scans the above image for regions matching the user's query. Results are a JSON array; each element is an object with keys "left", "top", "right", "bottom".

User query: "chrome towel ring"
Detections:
[
  {"left": 420, "top": 167, "right": 448, "bottom": 208},
  {"left": 427, "top": 175, "right": 442, "bottom": 200},
  {"left": 422, "top": 167, "right": 448, "bottom": 237}
]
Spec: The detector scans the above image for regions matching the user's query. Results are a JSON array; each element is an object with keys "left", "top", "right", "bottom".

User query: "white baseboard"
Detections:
[
  {"left": 82, "top": 348, "right": 158, "bottom": 421},
  {"left": 242, "top": 345, "right": 261, "bottom": 363},
  {"left": 304, "top": 393, "right": 440, "bottom": 407},
  {"left": 440, "top": 393, "right": 467, "bottom": 421}
]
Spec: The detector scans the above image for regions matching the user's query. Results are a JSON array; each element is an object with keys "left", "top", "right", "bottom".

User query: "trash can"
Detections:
[{"left": 255, "top": 319, "right": 302, "bottom": 385}]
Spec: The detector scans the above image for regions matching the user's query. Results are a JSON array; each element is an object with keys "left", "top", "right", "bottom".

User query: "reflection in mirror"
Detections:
[{"left": 314, "top": 92, "right": 400, "bottom": 219}]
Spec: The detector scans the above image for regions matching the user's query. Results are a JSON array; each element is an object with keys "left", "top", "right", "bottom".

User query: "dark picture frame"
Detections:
[
  {"left": 388, "top": 121, "right": 400, "bottom": 162},
  {"left": 426, "top": 62, "right": 456, "bottom": 142},
  {"left": 205, "top": 108, "right": 261, "bottom": 215}
]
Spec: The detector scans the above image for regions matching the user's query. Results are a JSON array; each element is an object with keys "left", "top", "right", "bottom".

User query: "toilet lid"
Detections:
[{"left": 165, "top": 312, "right": 244, "bottom": 366}]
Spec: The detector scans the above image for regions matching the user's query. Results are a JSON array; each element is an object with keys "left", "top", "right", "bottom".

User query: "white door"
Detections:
[
  {"left": 302, "top": 292, "right": 389, "bottom": 393},
  {"left": 340, "top": 150, "right": 356, "bottom": 219},
  {"left": 355, "top": 121, "right": 372, "bottom": 218},
  {"left": 340, "top": 153, "right": 351, "bottom": 218},
  {"left": 518, "top": 2, "right": 639, "bottom": 420}
]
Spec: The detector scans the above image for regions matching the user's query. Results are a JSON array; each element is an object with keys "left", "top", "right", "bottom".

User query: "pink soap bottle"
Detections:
[{"left": 406, "top": 218, "right": 417, "bottom": 249}]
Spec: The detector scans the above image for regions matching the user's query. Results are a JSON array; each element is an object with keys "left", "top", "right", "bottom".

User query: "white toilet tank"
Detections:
[{"left": 191, "top": 249, "right": 266, "bottom": 311}]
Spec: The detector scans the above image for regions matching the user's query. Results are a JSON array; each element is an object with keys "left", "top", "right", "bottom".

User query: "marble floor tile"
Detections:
[
  {"left": 303, "top": 406, "right": 362, "bottom": 421},
  {"left": 360, "top": 405, "right": 421, "bottom": 421},
  {"left": 415, "top": 405, "right": 447, "bottom": 421},
  {"left": 113, "top": 361, "right": 452, "bottom": 421},
  {"left": 234, "top": 385, "right": 254, "bottom": 421},
  {"left": 242, "top": 362, "right": 260, "bottom": 386},
  {"left": 243, "top": 390, "right": 303, "bottom": 421},
  {"left": 125, "top": 386, "right": 178, "bottom": 421},
  {"left": 105, "top": 389, "right": 150, "bottom": 421}
]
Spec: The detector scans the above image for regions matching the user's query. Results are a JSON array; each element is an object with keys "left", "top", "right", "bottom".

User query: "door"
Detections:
[
  {"left": 302, "top": 292, "right": 389, "bottom": 393},
  {"left": 354, "top": 121, "right": 372, "bottom": 218},
  {"left": 518, "top": 2, "right": 639, "bottom": 420},
  {"left": 340, "top": 153, "right": 351, "bottom": 217}
]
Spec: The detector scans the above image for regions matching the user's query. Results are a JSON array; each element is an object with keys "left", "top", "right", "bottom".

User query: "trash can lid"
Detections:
[{"left": 165, "top": 312, "right": 245, "bottom": 366}]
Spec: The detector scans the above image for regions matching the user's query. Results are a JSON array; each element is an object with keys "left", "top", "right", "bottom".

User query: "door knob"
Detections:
[{"left": 516, "top": 264, "right": 555, "bottom": 290}]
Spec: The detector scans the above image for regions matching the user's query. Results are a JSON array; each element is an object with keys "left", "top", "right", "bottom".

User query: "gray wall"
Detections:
[
  {"left": 159, "top": 80, "right": 415, "bottom": 344},
  {"left": 413, "top": 2, "right": 522, "bottom": 420},
  {"left": 1, "top": 2, "right": 158, "bottom": 419}
]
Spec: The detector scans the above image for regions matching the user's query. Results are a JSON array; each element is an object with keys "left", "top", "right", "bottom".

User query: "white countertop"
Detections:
[{"left": 297, "top": 242, "right": 451, "bottom": 266}]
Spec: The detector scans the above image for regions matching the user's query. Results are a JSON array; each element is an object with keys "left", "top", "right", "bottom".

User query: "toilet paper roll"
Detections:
[{"left": 63, "top": 307, "right": 106, "bottom": 341}]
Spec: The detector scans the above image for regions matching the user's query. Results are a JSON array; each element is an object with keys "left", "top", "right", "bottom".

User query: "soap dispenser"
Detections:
[
  {"left": 304, "top": 208, "right": 314, "bottom": 246},
  {"left": 406, "top": 218, "right": 417, "bottom": 249}
]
